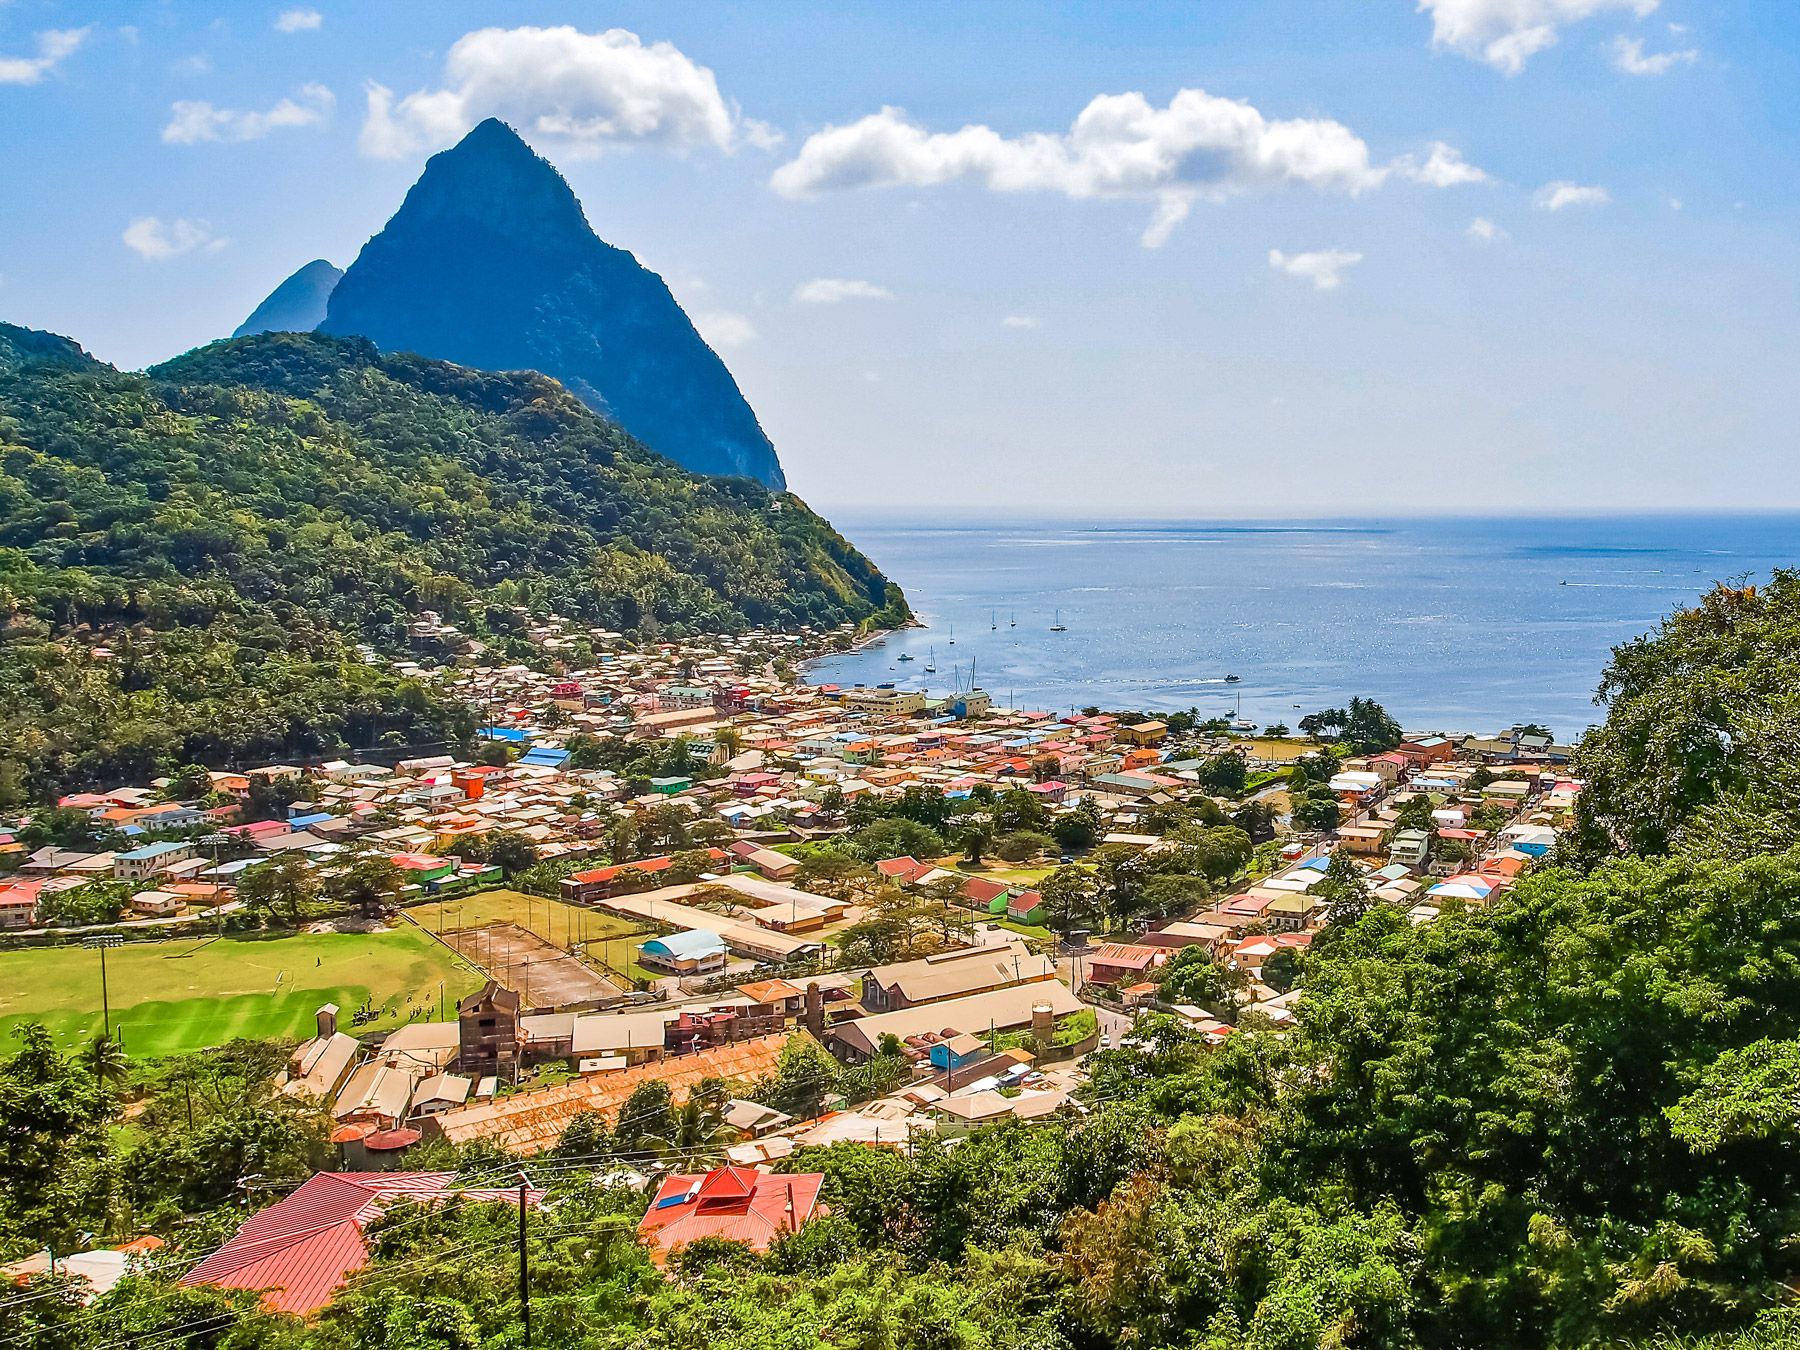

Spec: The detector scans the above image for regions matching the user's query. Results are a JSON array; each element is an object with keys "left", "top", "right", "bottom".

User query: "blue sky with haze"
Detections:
[{"left": 2, "top": 2, "right": 1796, "bottom": 516}]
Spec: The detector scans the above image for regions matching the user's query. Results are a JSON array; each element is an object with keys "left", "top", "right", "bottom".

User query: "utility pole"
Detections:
[
  {"left": 516, "top": 1172, "right": 532, "bottom": 1347},
  {"left": 200, "top": 833, "right": 231, "bottom": 934},
  {"left": 84, "top": 934, "right": 123, "bottom": 1040}
]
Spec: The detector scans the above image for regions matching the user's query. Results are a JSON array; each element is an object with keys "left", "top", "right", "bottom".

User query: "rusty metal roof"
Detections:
[{"left": 429, "top": 1035, "right": 790, "bottom": 1155}]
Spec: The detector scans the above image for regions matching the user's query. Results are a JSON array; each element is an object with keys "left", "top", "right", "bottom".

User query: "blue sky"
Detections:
[{"left": 2, "top": 2, "right": 1796, "bottom": 516}]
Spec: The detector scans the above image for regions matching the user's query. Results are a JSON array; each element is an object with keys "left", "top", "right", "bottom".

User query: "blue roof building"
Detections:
[{"left": 637, "top": 929, "right": 728, "bottom": 974}]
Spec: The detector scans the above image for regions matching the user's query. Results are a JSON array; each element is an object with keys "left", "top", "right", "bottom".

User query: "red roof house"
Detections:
[
  {"left": 636, "top": 1165, "right": 825, "bottom": 1265},
  {"left": 875, "top": 856, "right": 934, "bottom": 885},
  {"left": 181, "top": 1172, "right": 539, "bottom": 1316},
  {"left": 560, "top": 848, "right": 730, "bottom": 902},
  {"left": 1086, "top": 942, "right": 1169, "bottom": 988}
]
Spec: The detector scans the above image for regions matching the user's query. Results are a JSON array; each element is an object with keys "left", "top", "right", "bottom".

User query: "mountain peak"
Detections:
[
  {"left": 399, "top": 118, "right": 592, "bottom": 245},
  {"left": 318, "top": 121, "right": 785, "bottom": 487},
  {"left": 462, "top": 116, "right": 531, "bottom": 151},
  {"left": 234, "top": 259, "right": 343, "bottom": 338}
]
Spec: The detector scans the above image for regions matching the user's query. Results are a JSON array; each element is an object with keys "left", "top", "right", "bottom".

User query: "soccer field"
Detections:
[{"left": 0, "top": 926, "right": 483, "bottom": 1058}]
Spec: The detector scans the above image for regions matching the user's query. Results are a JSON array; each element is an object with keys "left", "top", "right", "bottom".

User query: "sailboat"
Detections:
[
  {"left": 947, "top": 622, "right": 956, "bottom": 646},
  {"left": 924, "top": 646, "right": 937, "bottom": 674},
  {"left": 1009, "top": 611, "right": 1016, "bottom": 628},
  {"left": 1226, "top": 688, "right": 1255, "bottom": 734},
  {"left": 1050, "top": 609, "right": 1067, "bottom": 632},
  {"left": 990, "top": 610, "right": 998, "bottom": 630}
]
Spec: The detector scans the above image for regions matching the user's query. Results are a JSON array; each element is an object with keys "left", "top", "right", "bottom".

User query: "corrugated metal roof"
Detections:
[
  {"left": 429, "top": 1036, "right": 789, "bottom": 1156},
  {"left": 181, "top": 1172, "right": 536, "bottom": 1316},
  {"left": 637, "top": 1166, "right": 824, "bottom": 1262}
]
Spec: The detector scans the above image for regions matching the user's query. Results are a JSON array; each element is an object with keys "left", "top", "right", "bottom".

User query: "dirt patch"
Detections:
[{"left": 443, "top": 921, "right": 624, "bottom": 1009}]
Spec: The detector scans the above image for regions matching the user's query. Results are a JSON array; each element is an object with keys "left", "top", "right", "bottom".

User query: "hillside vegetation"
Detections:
[{"left": 0, "top": 325, "right": 904, "bottom": 796}]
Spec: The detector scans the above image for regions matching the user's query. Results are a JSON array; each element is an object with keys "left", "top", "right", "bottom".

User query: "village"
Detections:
[{"left": 0, "top": 619, "right": 1582, "bottom": 1312}]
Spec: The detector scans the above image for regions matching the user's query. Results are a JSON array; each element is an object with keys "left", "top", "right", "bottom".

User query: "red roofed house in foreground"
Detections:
[
  {"left": 182, "top": 1171, "right": 539, "bottom": 1316},
  {"left": 636, "top": 1165, "right": 825, "bottom": 1265}
]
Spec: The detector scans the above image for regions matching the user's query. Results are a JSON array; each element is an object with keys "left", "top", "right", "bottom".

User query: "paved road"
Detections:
[{"left": 1091, "top": 1002, "right": 1136, "bottom": 1049}]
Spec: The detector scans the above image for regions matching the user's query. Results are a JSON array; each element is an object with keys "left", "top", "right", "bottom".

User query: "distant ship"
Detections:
[
  {"left": 1050, "top": 609, "right": 1067, "bottom": 632},
  {"left": 991, "top": 610, "right": 998, "bottom": 630},
  {"left": 1009, "top": 612, "right": 1016, "bottom": 627},
  {"left": 947, "top": 622, "right": 956, "bottom": 646},
  {"left": 1225, "top": 674, "right": 1241, "bottom": 683},
  {"left": 924, "top": 646, "right": 937, "bottom": 673},
  {"left": 897, "top": 652, "right": 914, "bottom": 662}
]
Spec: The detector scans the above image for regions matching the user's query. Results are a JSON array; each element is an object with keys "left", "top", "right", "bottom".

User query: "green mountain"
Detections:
[
  {"left": 0, "top": 323, "right": 904, "bottom": 796},
  {"left": 233, "top": 258, "right": 342, "bottom": 338},
  {"left": 318, "top": 118, "right": 787, "bottom": 488}
]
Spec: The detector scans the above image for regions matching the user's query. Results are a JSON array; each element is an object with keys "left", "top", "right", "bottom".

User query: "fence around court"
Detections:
[{"left": 394, "top": 897, "right": 648, "bottom": 995}]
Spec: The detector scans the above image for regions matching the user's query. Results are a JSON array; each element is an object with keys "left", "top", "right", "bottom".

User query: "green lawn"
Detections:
[
  {"left": 978, "top": 866, "right": 1056, "bottom": 886},
  {"left": 0, "top": 926, "right": 483, "bottom": 1058}
]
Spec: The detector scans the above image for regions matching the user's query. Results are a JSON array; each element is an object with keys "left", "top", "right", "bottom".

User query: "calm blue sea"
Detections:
[{"left": 804, "top": 515, "right": 1800, "bottom": 740}]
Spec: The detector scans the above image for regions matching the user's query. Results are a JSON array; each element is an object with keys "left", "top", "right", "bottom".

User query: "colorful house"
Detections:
[
  {"left": 636, "top": 1166, "right": 825, "bottom": 1265},
  {"left": 1006, "top": 889, "right": 1046, "bottom": 925}
]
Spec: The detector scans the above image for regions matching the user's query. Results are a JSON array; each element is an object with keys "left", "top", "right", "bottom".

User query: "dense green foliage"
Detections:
[
  {"left": 0, "top": 324, "right": 903, "bottom": 796},
  {"left": 1298, "top": 697, "right": 1403, "bottom": 753},
  {"left": 1572, "top": 575, "right": 1800, "bottom": 861},
  {"left": 12, "top": 844, "right": 1800, "bottom": 1346}
]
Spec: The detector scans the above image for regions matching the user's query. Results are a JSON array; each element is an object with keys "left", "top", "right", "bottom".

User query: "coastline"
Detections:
[{"left": 795, "top": 513, "right": 1800, "bottom": 737}]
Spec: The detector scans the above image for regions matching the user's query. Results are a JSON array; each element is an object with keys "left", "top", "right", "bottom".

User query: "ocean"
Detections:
[{"left": 803, "top": 514, "right": 1800, "bottom": 741}]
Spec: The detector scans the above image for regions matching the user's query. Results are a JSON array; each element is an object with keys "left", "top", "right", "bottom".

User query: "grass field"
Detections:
[
  {"left": 0, "top": 926, "right": 483, "bottom": 1058},
  {"left": 1234, "top": 737, "right": 1313, "bottom": 762},
  {"left": 405, "top": 889, "right": 659, "bottom": 985},
  {"left": 977, "top": 866, "right": 1056, "bottom": 886}
]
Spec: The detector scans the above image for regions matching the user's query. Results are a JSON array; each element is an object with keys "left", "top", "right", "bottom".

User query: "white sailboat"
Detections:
[{"left": 1050, "top": 609, "right": 1067, "bottom": 632}]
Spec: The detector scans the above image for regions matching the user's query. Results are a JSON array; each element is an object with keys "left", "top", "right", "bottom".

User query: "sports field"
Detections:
[
  {"left": 406, "top": 889, "right": 659, "bottom": 984},
  {"left": 0, "top": 926, "right": 483, "bottom": 1058}
]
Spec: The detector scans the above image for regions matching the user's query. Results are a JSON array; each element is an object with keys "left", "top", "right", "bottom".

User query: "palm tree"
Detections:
[
  {"left": 83, "top": 1034, "right": 129, "bottom": 1087},
  {"left": 713, "top": 727, "right": 743, "bottom": 763},
  {"left": 644, "top": 1089, "right": 739, "bottom": 1166}
]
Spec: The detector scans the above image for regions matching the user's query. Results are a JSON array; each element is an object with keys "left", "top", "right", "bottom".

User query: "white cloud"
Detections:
[
  {"left": 772, "top": 89, "right": 1475, "bottom": 247},
  {"left": 0, "top": 27, "right": 89, "bottom": 85},
  {"left": 1535, "top": 180, "right": 1610, "bottom": 210},
  {"left": 1002, "top": 314, "right": 1040, "bottom": 329},
  {"left": 121, "top": 217, "right": 226, "bottom": 261},
  {"left": 793, "top": 277, "right": 893, "bottom": 305},
  {"left": 1668, "top": 196, "right": 1682, "bottom": 211},
  {"left": 170, "top": 53, "right": 213, "bottom": 77},
  {"left": 1610, "top": 35, "right": 1697, "bottom": 75},
  {"left": 1268, "top": 248, "right": 1363, "bottom": 291},
  {"left": 163, "top": 84, "right": 334, "bottom": 144},
  {"left": 1466, "top": 215, "right": 1508, "bottom": 242},
  {"left": 275, "top": 9, "right": 323, "bottom": 33},
  {"left": 693, "top": 311, "right": 756, "bottom": 349},
  {"left": 360, "top": 25, "right": 756, "bottom": 160},
  {"left": 1418, "top": 0, "right": 1657, "bottom": 74},
  {"left": 1396, "top": 140, "right": 1491, "bottom": 187}
]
